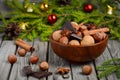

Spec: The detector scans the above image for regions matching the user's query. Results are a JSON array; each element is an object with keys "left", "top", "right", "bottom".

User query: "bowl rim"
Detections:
[{"left": 50, "top": 35, "right": 108, "bottom": 48}]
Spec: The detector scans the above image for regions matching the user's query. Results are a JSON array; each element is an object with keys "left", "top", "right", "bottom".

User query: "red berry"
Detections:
[
  {"left": 84, "top": 4, "right": 93, "bottom": 13},
  {"left": 48, "top": 14, "right": 57, "bottom": 24}
]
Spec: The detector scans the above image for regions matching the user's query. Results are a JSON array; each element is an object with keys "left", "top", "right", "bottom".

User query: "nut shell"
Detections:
[
  {"left": 18, "top": 48, "right": 27, "bottom": 57},
  {"left": 59, "top": 36, "right": 69, "bottom": 45},
  {"left": 8, "top": 54, "right": 17, "bottom": 64},
  {"left": 29, "top": 55, "right": 39, "bottom": 64},
  {"left": 81, "top": 35, "right": 95, "bottom": 46},
  {"left": 69, "top": 40, "right": 80, "bottom": 46},
  {"left": 39, "top": 61, "right": 49, "bottom": 71},
  {"left": 71, "top": 22, "right": 79, "bottom": 31},
  {"left": 82, "top": 65, "right": 92, "bottom": 75},
  {"left": 52, "top": 30, "right": 62, "bottom": 41}
]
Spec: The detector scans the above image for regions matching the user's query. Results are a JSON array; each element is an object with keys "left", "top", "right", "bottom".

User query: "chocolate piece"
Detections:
[
  {"left": 32, "top": 71, "right": 52, "bottom": 79},
  {"left": 22, "top": 66, "right": 33, "bottom": 75},
  {"left": 61, "top": 21, "right": 77, "bottom": 33},
  {"left": 70, "top": 33, "right": 82, "bottom": 41},
  {"left": 61, "top": 29, "right": 72, "bottom": 37},
  {"left": 23, "top": 66, "right": 52, "bottom": 79}
]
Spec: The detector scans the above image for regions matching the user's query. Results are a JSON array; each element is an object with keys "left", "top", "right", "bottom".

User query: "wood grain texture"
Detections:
[
  {"left": 28, "top": 40, "right": 48, "bottom": 80},
  {"left": 48, "top": 43, "right": 72, "bottom": 80},
  {"left": 9, "top": 40, "right": 33, "bottom": 80},
  {"left": 95, "top": 40, "right": 119, "bottom": 80},
  {"left": 107, "top": 40, "right": 120, "bottom": 80},
  {"left": 71, "top": 62, "right": 98, "bottom": 80},
  {"left": 0, "top": 33, "right": 3, "bottom": 46},
  {"left": 0, "top": 40, "right": 16, "bottom": 80}
]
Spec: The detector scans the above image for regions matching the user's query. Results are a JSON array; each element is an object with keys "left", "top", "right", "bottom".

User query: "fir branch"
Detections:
[
  {"left": 97, "top": 65, "right": 115, "bottom": 71},
  {"left": 5, "top": 0, "right": 21, "bottom": 11},
  {"left": 8, "top": 13, "right": 40, "bottom": 22},
  {"left": 98, "top": 19, "right": 116, "bottom": 27},
  {"left": 12, "top": 0, "right": 23, "bottom": 11},
  {"left": 28, "top": 18, "right": 42, "bottom": 25},
  {"left": 116, "top": 68, "right": 120, "bottom": 78},
  {"left": 0, "top": 12, "right": 7, "bottom": 26},
  {"left": 97, "top": 58, "right": 120, "bottom": 79},
  {"left": 102, "top": 58, "right": 120, "bottom": 66},
  {"left": 98, "top": 66, "right": 117, "bottom": 78}
]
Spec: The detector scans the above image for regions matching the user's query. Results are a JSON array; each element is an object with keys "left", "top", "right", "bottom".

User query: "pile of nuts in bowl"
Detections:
[{"left": 52, "top": 21, "right": 110, "bottom": 46}]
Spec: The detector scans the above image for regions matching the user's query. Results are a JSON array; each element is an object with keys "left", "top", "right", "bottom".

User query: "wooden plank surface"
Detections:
[
  {"left": 9, "top": 40, "right": 33, "bottom": 80},
  {"left": 28, "top": 40, "right": 48, "bottom": 80},
  {"left": 95, "top": 40, "right": 120, "bottom": 80},
  {"left": 0, "top": 40, "right": 16, "bottom": 80},
  {"left": 71, "top": 62, "right": 98, "bottom": 80},
  {"left": 48, "top": 43, "right": 72, "bottom": 80},
  {"left": 107, "top": 40, "right": 120, "bottom": 80}
]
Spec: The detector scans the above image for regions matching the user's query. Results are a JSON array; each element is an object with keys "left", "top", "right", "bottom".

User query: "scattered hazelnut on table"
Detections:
[
  {"left": 29, "top": 55, "right": 39, "bottom": 64},
  {"left": 8, "top": 54, "right": 17, "bottom": 64},
  {"left": 18, "top": 48, "right": 27, "bottom": 57},
  {"left": 52, "top": 30, "right": 62, "bottom": 41},
  {"left": 81, "top": 35, "right": 95, "bottom": 46},
  {"left": 39, "top": 61, "right": 49, "bottom": 71},
  {"left": 82, "top": 65, "right": 92, "bottom": 75},
  {"left": 69, "top": 40, "right": 80, "bottom": 46},
  {"left": 59, "top": 36, "right": 69, "bottom": 45}
]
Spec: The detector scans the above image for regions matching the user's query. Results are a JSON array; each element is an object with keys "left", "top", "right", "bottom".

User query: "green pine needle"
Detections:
[
  {"left": 1, "top": 0, "right": 120, "bottom": 41},
  {"left": 102, "top": 58, "right": 120, "bottom": 65},
  {"left": 0, "top": 12, "right": 7, "bottom": 26},
  {"left": 98, "top": 66, "right": 117, "bottom": 78},
  {"left": 97, "top": 58, "right": 120, "bottom": 79}
]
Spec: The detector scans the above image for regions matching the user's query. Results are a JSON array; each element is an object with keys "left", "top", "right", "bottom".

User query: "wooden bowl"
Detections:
[{"left": 50, "top": 35, "right": 108, "bottom": 63}]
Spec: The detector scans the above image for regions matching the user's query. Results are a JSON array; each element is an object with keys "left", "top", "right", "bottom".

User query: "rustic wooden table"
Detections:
[
  {"left": 0, "top": 0, "right": 120, "bottom": 80},
  {"left": 0, "top": 37, "right": 120, "bottom": 80}
]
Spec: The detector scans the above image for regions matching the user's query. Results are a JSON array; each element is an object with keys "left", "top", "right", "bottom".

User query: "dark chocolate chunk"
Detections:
[
  {"left": 22, "top": 66, "right": 52, "bottom": 79},
  {"left": 61, "top": 21, "right": 77, "bottom": 33},
  {"left": 70, "top": 33, "right": 82, "bottom": 41},
  {"left": 22, "top": 66, "right": 33, "bottom": 75},
  {"left": 32, "top": 71, "right": 52, "bottom": 79}
]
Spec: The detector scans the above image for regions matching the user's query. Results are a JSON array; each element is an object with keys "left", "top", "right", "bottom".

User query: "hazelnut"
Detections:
[
  {"left": 59, "top": 36, "right": 69, "bottom": 45},
  {"left": 71, "top": 22, "right": 79, "bottom": 31},
  {"left": 81, "top": 35, "right": 95, "bottom": 46},
  {"left": 79, "top": 25, "right": 88, "bottom": 32},
  {"left": 39, "top": 61, "right": 49, "bottom": 71},
  {"left": 29, "top": 55, "right": 39, "bottom": 64},
  {"left": 93, "top": 32, "right": 107, "bottom": 42},
  {"left": 18, "top": 48, "right": 27, "bottom": 57},
  {"left": 8, "top": 54, "right": 17, "bottom": 64},
  {"left": 69, "top": 40, "right": 80, "bottom": 46},
  {"left": 52, "top": 30, "right": 62, "bottom": 41},
  {"left": 82, "top": 65, "right": 92, "bottom": 75}
]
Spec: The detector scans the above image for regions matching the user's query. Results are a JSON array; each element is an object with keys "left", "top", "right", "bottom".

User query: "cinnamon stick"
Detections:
[
  {"left": 15, "top": 39, "right": 35, "bottom": 52},
  {"left": 83, "top": 27, "right": 109, "bottom": 36}
]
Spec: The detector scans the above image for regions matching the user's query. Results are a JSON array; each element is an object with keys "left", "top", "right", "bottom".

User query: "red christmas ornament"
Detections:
[
  {"left": 48, "top": 14, "right": 57, "bottom": 24},
  {"left": 84, "top": 3, "right": 93, "bottom": 13}
]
